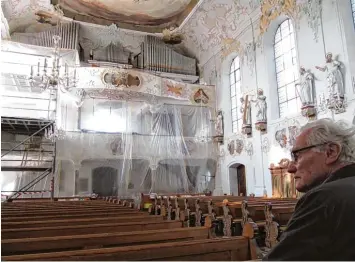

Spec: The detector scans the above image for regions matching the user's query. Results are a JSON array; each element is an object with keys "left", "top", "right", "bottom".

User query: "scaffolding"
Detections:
[{"left": 1, "top": 117, "right": 56, "bottom": 202}]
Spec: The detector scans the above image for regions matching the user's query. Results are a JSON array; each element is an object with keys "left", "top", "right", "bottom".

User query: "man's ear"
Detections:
[{"left": 325, "top": 143, "right": 342, "bottom": 164}]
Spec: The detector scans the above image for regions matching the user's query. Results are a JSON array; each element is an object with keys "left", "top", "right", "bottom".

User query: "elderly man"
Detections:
[{"left": 264, "top": 118, "right": 355, "bottom": 260}]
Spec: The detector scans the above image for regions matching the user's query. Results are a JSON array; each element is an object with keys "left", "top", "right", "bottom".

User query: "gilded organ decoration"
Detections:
[
  {"left": 193, "top": 88, "right": 209, "bottom": 104},
  {"left": 79, "top": 67, "right": 216, "bottom": 106},
  {"left": 102, "top": 69, "right": 141, "bottom": 89},
  {"left": 162, "top": 79, "right": 187, "bottom": 99}
]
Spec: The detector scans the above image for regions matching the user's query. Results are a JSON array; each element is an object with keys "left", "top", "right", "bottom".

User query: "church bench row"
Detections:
[
  {"left": 1, "top": 205, "right": 137, "bottom": 216},
  {"left": 140, "top": 195, "right": 297, "bottom": 249},
  {"left": 1, "top": 200, "right": 135, "bottom": 213},
  {"left": 2, "top": 214, "right": 162, "bottom": 229},
  {"left": 2, "top": 237, "right": 250, "bottom": 261},
  {"left": 2, "top": 210, "right": 146, "bottom": 222},
  {"left": 4, "top": 197, "right": 93, "bottom": 202},
  {"left": 149, "top": 195, "right": 296, "bottom": 225},
  {"left": 1, "top": 199, "right": 123, "bottom": 208},
  {"left": 2, "top": 227, "right": 209, "bottom": 256},
  {"left": 2, "top": 220, "right": 184, "bottom": 239},
  {"left": 1, "top": 199, "right": 256, "bottom": 261}
]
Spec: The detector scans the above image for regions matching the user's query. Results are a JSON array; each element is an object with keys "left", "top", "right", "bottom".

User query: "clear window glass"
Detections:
[
  {"left": 274, "top": 19, "right": 300, "bottom": 118},
  {"left": 230, "top": 57, "right": 242, "bottom": 133}
]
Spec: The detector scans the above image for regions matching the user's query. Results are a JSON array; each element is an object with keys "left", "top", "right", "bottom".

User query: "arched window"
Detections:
[
  {"left": 274, "top": 19, "right": 300, "bottom": 118},
  {"left": 352, "top": 0, "right": 355, "bottom": 25},
  {"left": 230, "top": 56, "right": 242, "bottom": 133}
]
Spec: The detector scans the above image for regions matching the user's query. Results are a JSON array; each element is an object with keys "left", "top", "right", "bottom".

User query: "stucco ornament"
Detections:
[
  {"left": 302, "top": 0, "right": 322, "bottom": 41},
  {"left": 259, "top": 0, "right": 300, "bottom": 35}
]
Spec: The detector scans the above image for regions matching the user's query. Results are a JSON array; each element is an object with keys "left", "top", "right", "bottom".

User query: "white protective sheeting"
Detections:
[{"left": 56, "top": 100, "right": 217, "bottom": 197}]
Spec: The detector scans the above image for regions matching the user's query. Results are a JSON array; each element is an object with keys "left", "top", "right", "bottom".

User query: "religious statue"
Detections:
[
  {"left": 315, "top": 53, "right": 345, "bottom": 98},
  {"left": 215, "top": 110, "right": 224, "bottom": 138},
  {"left": 296, "top": 67, "right": 316, "bottom": 118},
  {"left": 240, "top": 95, "right": 252, "bottom": 136},
  {"left": 315, "top": 52, "right": 345, "bottom": 114},
  {"left": 89, "top": 49, "right": 94, "bottom": 60},
  {"left": 297, "top": 67, "right": 314, "bottom": 105},
  {"left": 251, "top": 89, "right": 267, "bottom": 131}
]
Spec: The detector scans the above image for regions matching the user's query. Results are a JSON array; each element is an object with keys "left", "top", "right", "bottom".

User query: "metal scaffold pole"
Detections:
[{"left": 50, "top": 141, "right": 57, "bottom": 200}]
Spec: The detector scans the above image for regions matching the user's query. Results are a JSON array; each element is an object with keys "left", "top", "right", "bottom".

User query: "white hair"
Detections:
[{"left": 300, "top": 118, "right": 355, "bottom": 163}]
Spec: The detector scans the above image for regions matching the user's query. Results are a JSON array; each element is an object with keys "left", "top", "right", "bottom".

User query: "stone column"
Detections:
[
  {"left": 73, "top": 162, "right": 81, "bottom": 196},
  {"left": 213, "top": 147, "right": 225, "bottom": 196}
]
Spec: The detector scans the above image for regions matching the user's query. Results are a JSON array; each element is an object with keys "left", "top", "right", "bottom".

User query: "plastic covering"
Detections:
[
  {"left": 0, "top": 41, "right": 217, "bottom": 200},
  {"left": 56, "top": 99, "right": 217, "bottom": 197}
]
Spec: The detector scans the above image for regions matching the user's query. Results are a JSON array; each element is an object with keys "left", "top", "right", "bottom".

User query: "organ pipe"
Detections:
[{"left": 139, "top": 36, "right": 196, "bottom": 76}]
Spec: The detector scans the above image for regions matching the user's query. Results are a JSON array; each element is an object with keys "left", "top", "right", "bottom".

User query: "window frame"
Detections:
[
  {"left": 351, "top": 0, "right": 355, "bottom": 26},
  {"left": 273, "top": 18, "right": 301, "bottom": 118},
  {"left": 229, "top": 56, "right": 242, "bottom": 133}
]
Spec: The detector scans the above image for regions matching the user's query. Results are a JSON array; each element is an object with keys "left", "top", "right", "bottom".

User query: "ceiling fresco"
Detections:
[
  {"left": 180, "top": 0, "right": 261, "bottom": 63},
  {"left": 180, "top": 0, "right": 320, "bottom": 64},
  {"left": 52, "top": 0, "right": 199, "bottom": 33}
]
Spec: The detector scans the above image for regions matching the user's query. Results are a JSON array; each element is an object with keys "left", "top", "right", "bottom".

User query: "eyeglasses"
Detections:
[{"left": 291, "top": 143, "right": 328, "bottom": 162}]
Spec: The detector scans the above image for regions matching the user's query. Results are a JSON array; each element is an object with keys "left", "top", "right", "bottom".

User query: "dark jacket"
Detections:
[{"left": 263, "top": 163, "right": 355, "bottom": 261}]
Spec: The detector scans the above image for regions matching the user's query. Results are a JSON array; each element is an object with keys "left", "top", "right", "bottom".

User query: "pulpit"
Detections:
[{"left": 269, "top": 158, "right": 302, "bottom": 199}]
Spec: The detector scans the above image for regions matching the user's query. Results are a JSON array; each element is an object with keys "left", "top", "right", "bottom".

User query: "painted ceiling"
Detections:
[
  {"left": 2, "top": 0, "right": 199, "bottom": 34},
  {"left": 52, "top": 0, "right": 198, "bottom": 33}
]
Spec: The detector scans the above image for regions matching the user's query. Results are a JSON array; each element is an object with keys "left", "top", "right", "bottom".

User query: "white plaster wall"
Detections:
[{"left": 188, "top": 0, "right": 355, "bottom": 196}]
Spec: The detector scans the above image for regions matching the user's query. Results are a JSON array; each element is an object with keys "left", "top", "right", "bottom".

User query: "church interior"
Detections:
[{"left": 1, "top": 0, "right": 355, "bottom": 260}]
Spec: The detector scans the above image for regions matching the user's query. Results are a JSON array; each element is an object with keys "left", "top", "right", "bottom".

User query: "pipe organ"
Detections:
[
  {"left": 12, "top": 22, "right": 79, "bottom": 50},
  {"left": 139, "top": 36, "right": 196, "bottom": 76}
]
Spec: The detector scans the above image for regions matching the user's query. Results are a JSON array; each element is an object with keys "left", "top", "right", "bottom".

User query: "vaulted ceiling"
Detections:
[
  {"left": 52, "top": 0, "right": 199, "bottom": 33},
  {"left": 2, "top": 0, "right": 199, "bottom": 34}
]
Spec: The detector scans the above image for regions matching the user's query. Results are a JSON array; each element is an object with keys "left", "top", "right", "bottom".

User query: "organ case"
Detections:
[{"left": 138, "top": 36, "right": 196, "bottom": 76}]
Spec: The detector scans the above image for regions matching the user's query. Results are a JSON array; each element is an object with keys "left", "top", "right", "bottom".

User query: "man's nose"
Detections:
[{"left": 287, "top": 161, "right": 297, "bottom": 173}]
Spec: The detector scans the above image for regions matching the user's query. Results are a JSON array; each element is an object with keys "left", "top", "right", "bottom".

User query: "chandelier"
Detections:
[
  {"left": 29, "top": 35, "right": 77, "bottom": 92},
  {"left": 44, "top": 123, "right": 66, "bottom": 142}
]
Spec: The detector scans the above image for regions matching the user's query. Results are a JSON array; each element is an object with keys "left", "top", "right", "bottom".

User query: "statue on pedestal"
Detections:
[
  {"left": 315, "top": 53, "right": 345, "bottom": 113},
  {"left": 240, "top": 95, "right": 252, "bottom": 136},
  {"left": 252, "top": 89, "right": 267, "bottom": 132},
  {"left": 315, "top": 52, "right": 344, "bottom": 98},
  {"left": 215, "top": 110, "right": 224, "bottom": 138},
  {"left": 296, "top": 67, "right": 316, "bottom": 118}
]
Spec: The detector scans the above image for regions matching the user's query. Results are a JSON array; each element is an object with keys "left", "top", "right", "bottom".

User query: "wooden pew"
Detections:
[
  {"left": 2, "top": 237, "right": 250, "bottom": 261},
  {"left": 193, "top": 197, "right": 296, "bottom": 239},
  {"left": 2, "top": 210, "right": 146, "bottom": 222},
  {"left": 2, "top": 220, "right": 184, "bottom": 239},
  {"left": 2, "top": 227, "right": 209, "bottom": 255},
  {"left": 242, "top": 201, "right": 295, "bottom": 249},
  {"left": 2, "top": 214, "right": 163, "bottom": 229}
]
